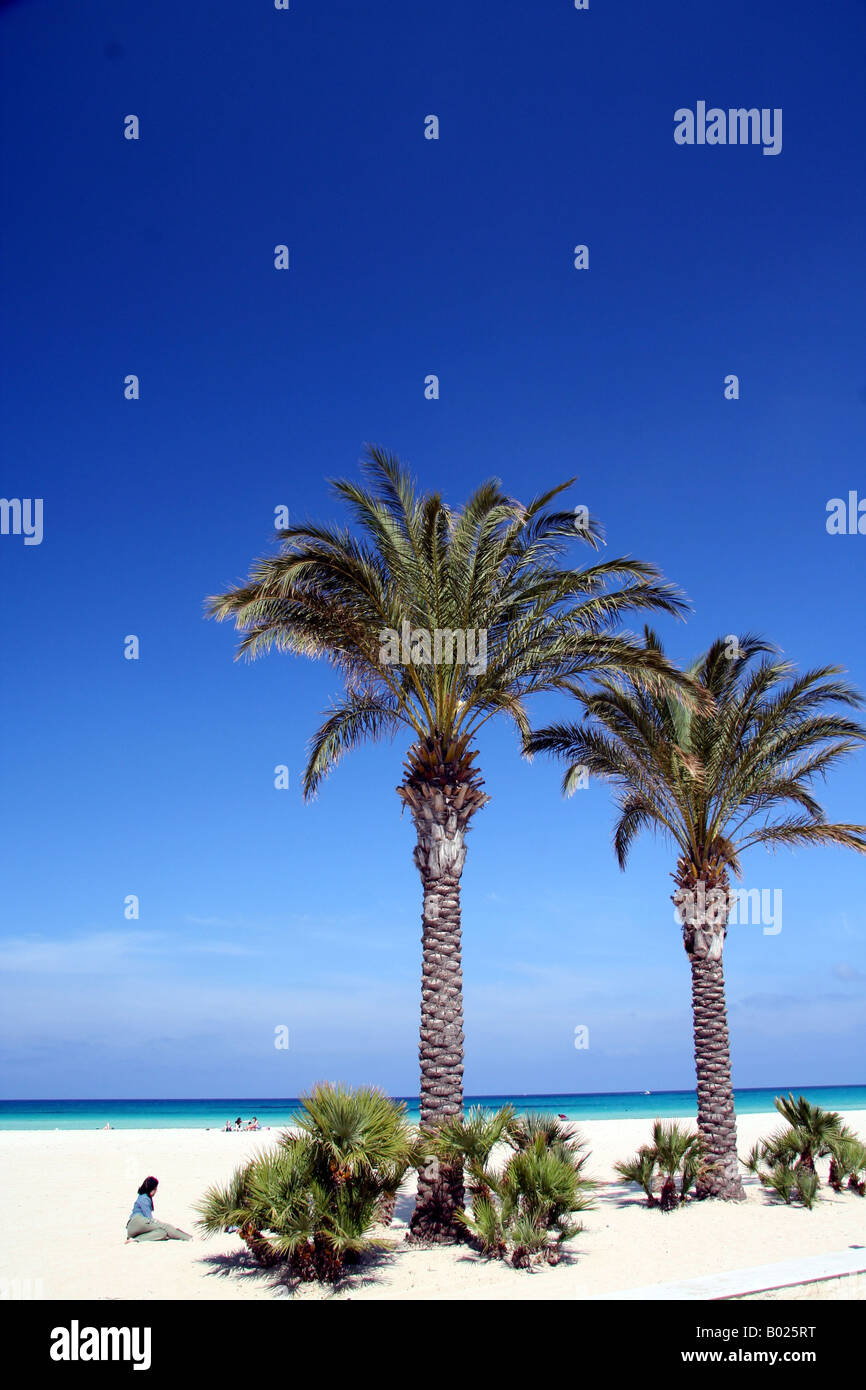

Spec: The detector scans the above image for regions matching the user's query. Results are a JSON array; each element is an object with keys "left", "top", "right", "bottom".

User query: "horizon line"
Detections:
[{"left": 2, "top": 1082, "right": 863, "bottom": 1105}]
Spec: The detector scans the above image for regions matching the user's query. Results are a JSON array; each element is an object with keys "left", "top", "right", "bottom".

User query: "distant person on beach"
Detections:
[
  {"left": 223, "top": 1119, "right": 233, "bottom": 1131},
  {"left": 246, "top": 1117, "right": 259, "bottom": 1131},
  {"left": 234, "top": 1117, "right": 243, "bottom": 1131},
  {"left": 126, "top": 1176, "right": 192, "bottom": 1243}
]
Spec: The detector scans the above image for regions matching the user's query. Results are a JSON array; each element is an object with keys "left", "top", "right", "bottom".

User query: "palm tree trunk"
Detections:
[
  {"left": 659, "top": 1175, "right": 679, "bottom": 1212},
  {"left": 239, "top": 1222, "right": 281, "bottom": 1267},
  {"left": 689, "top": 951, "right": 746, "bottom": 1200},
  {"left": 398, "top": 734, "right": 488, "bottom": 1242},
  {"left": 407, "top": 808, "right": 467, "bottom": 1240}
]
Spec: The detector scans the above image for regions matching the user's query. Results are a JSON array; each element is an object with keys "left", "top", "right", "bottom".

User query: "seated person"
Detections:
[{"left": 126, "top": 1176, "right": 192, "bottom": 1242}]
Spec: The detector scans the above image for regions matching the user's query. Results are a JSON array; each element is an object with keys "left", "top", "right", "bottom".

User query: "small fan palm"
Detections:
[
  {"left": 651, "top": 1120, "right": 706, "bottom": 1210},
  {"left": 749, "top": 1148, "right": 819, "bottom": 1210},
  {"left": 616, "top": 1121, "right": 706, "bottom": 1210},
  {"left": 196, "top": 1083, "right": 425, "bottom": 1281},
  {"left": 773, "top": 1094, "right": 843, "bottom": 1174},
  {"left": 434, "top": 1105, "right": 517, "bottom": 1171},
  {"left": 527, "top": 630, "right": 866, "bottom": 1199},
  {"left": 433, "top": 1109, "right": 594, "bottom": 1266},
  {"left": 760, "top": 1127, "right": 804, "bottom": 1169},
  {"left": 762, "top": 1161, "right": 799, "bottom": 1206},
  {"left": 197, "top": 1159, "right": 284, "bottom": 1267},
  {"left": 613, "top": 1146, "right": 658, "bottom": 1206},
  {"left": 497, "top": 1140, "right": 592, "bottom": 1266},
  {"left": 209, "top": 449, "right": 688, "bottom": 1238},
  {"left": 740, "top": 1100, "right": 859, "bottom": 1210},
  {"left": 509, "top": 1112, "right": 589, "bottom": 1161},
  {"left": 827, "top": 1132, "right": 866, "bottom": 1195},
  {"left": 797, "top": 1168, "right": 820, "bottom": 1209}
]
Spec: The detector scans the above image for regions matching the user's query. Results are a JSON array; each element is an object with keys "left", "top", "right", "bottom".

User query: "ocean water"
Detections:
[{"left": 1, "top": 1085, "right": 864, "bottom": 1131}]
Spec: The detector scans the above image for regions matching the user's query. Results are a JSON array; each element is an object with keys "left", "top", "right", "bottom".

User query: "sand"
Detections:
[{"left": 1, "top": 1110, "right": 864, "bottom": 1301}]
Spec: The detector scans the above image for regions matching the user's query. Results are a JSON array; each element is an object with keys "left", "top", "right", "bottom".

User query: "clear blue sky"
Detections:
[{"left": 1, "top": 0, "right": 864, "bottom": 1100}]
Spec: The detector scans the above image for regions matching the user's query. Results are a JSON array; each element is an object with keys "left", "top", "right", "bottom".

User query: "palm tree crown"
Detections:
[
  {"left": 207, "top": 448, "right": 689, "bottom": 793},
  {"left": 528, "top": 629, "right": 866, "bottom": 885}
]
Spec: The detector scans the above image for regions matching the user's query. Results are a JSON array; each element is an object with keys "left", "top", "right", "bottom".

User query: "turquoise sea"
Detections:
[{"left": 1, "top": 1085, "right": 864, "bottom": 1130}]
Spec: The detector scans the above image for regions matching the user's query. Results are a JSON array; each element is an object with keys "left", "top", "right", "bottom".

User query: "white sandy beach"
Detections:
[{"left": 1, "top": 1110, "right": 864, "bottom": 1301}]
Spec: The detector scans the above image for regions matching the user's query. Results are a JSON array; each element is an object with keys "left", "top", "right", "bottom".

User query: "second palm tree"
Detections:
[{"left": 528, "top": 631, "right": 866, "bottom": 1199}]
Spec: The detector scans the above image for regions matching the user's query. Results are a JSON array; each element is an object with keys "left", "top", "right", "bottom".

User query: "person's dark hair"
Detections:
[
  {"left": 138, "top": 1176, "right": 158, "bottom": 1196},
  {"left": 235, "top": 1117, "right": 242, "bottom": 1125}
]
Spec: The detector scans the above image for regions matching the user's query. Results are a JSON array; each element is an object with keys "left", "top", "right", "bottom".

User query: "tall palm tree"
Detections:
[
  {"left": 527, "top": 631, "right": 866, "bottom": 1199},
  {"left": 207, "top": 448, "right": 688, "bottom": 1238}
]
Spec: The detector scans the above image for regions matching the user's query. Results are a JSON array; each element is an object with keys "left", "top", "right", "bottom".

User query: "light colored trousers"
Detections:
[{"left": 126, "top": 1214, "right": 192, "bottom": 1241}]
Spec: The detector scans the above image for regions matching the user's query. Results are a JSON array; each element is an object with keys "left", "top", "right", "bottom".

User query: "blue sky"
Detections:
[{"left": 1, "top": 0, "right": 864, "bottom": 1100}]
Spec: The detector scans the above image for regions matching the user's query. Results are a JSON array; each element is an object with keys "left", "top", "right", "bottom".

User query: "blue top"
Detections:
[{"left": 129, "top": 1192, "right": 154, "bottom": 1223}]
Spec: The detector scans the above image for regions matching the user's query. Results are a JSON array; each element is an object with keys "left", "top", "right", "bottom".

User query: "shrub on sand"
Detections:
[
  {"left": 741, "top": 1097, "right": 856, "bottom": 1210},
  {"left": 615, "top": 1121, "right": 708, "bottom": 1211},
  {"left": 196, "top": 1082, "right": 426, "bottom": 1282},
  {"left": 434, "top": 1108, "right": 595, "bottom": 1267},
  {"left": 827, "top": 1131, "right": 866, "bottom": 1196}
]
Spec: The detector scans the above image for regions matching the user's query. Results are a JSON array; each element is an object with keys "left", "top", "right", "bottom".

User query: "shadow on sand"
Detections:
[{"left": 197, "top": 1240, "right": 401, "bottom": 1298}]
